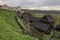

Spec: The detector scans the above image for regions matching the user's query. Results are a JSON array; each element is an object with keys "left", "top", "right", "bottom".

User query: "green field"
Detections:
[{"left": 0, "top": 9, "right": 60, "bottom": 40}]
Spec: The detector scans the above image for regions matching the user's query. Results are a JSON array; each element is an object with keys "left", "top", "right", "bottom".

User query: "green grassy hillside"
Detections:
[
  {"left": 0, "top": 9, "right": 60, "bottom": 40},
  {"left": 0, "top": 9, "right": 35, "bottom": 40}
]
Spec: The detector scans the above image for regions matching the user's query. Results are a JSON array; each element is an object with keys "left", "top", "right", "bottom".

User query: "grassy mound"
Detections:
[{"left": 0, "top": 9, "right": 35, "bottom": 40}]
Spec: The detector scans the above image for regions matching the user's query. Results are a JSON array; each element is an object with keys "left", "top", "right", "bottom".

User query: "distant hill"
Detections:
[
  {"left": 0, "top": 4, "right": 21, "bottom": 11},
  {"left": 21, "top": 9, "right": 60, "bottom": 14}
]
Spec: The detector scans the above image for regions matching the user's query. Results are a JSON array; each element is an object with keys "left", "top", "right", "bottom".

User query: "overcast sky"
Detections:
[{"left": 0, "top": 0, "right": 60, "bottom": 10}]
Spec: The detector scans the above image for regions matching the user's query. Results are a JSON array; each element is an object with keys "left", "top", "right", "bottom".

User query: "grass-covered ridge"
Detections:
[{"left": 0, "top": 9, "right": 35, "bottom": 40}]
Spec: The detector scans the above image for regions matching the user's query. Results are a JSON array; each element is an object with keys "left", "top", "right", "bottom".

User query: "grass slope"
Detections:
[
  {"left": 0, "top": 9, "right": 60, "bottom": 40},
  {"left": 0, "top": 9, "right": 35, "bottom": 40}
]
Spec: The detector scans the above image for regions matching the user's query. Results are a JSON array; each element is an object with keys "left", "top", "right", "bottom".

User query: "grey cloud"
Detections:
[
  {"left": 21, "top": 0, "right": 60, "bottom": 8},
  {"left": 0, "top": 0, "right": 60, "bottom": 8},
  {"left": 1, "top": 0, "right": 21, "bottom": 6},
  {"left": 42, "top": 0, "right": 60, "bottom": 6}
]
